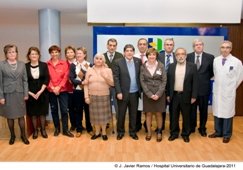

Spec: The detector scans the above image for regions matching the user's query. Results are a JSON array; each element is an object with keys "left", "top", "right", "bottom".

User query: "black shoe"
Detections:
[
  {"left": 198, "top": 129, "right": 207, "bottom": 137},
  {"left": 130, "top": 134, "right": 139, "bottom": 140},
  {"left": 21, "top": 136, "right": 30, "bottom": 145},
  {"left": 54, "top": 129, "right": 60, "bottom": 136},
  {"left": 32, "top": 129, "right": 38, "bottom": 139},
  {"left": 63, "top": 131, "right": 74, "bottom": 137},
  {"left": 208, "top": 132, "right": 222, "bottom": 138},
  {"left": 91, "top": 134, "right": 101, "bottom": 140},
  {"left": 9, "top": 136, "right": 16, "bottom": 145},
  {"left": 182, "top": 136, "right": 190, "bottom": 143},
  {"left": 41, "top": 129, "right": 48, "bottom": 138},
  {"left": 102, "top": 135, "right": 108, "bottom": 141},
  {"left": 70, "top": 126, "right": 76, "bottom": 132},
  {"left": 223, "top": 137, "right": 230, "bottom": 143},
  {"left": 168, "top": 135, "right": 178, "bottom": 141},
  {"left": 106, "top": 123, "right": 110, "bottom": 129},
  {"left": 117, "top": 134, "right": 124, "bottom": 140}
]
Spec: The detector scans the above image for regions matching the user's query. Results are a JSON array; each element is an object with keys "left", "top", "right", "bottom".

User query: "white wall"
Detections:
[{"left": 0, "top": 10, "right": 93, "bottom": 62}]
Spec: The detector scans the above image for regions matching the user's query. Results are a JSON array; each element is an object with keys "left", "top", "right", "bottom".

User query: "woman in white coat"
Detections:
[{"left": 209, "top": 41, "right": 243, "bottom": 143}]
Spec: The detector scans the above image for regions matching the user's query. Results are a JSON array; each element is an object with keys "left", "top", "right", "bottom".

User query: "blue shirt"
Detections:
[{"left": 126, "top": 58, "right": 138, "bottom": 93}]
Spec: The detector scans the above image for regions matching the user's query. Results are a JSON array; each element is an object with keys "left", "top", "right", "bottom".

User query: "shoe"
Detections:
[
  {"left": 106, "top": 123, "right": 110, "bottom": 129},
  {"left": 70, "top": 126, "right": 76, "bottom": 132},
  {"left": 102, "top": 135, "right": 108, "bottom": 141},
  {"left": 117, "top": 134, "right": 124, "bottom": 140},
  {"left": 91, "top": 134, "right": 101, "bottom": 140},
  {"left": 40, "top": 129, "right": 48, "bottom": 138},
  {"left": 168, "top": 135, "right": 178, "bottom": 141},
  {"left": 76, "top": 132, "right": 82, "bottom": 138},
  {"left": 63, "top": 131, "right": 74, "bottom": 137},
  {"left": 130, "top": 134, "right": 139, "bottom": 140},
  {"left": 21, "top": 136, "right": 30, "bottom": 145},
  {"left": 54, "top": 129, "right": 60, "bottom": 136},
  {"left": 88, "top": 131, "right": 94, "bottom": 136},
  {"left": 182, "top": 136, "right": 190, "bottom": 143},
  {"left": 198, "top": 129, "right": 207, "bottom": 137},
  {"left": 9, "top": 136, "right": 16, "bottom": 145},
  {"left": 143, "top": 121, "right": 148, "bottom": 133},
  {"left": 32, "top": 129, "right": 38, "bottom": 139},
  {"left": 145, "top": 134, "right": 152, "bottom": 141},
  {"left": 208, "top": 133, "right": 222, "bottom": 138},
  {"left": 223, "top": 137, "right": 230, "bottom": 143}
]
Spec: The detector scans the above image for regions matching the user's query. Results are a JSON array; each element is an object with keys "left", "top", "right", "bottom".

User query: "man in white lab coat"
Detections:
[{"left": 209, "top": 40, "right": 243, "bottom": 143}]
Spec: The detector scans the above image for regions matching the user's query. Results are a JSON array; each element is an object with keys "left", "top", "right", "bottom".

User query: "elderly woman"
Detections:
[
  {"left": 140, "top": 48, "right": 167, "bottom": 142},
  {"left": 84, "top": 53, "right": 114, "bottom": 141},
  {"left": 69, "top": 47, "right": 93, "bottom": 137},
  {"left": 0, "top": 44, "right": 29, "bottom": 145}
]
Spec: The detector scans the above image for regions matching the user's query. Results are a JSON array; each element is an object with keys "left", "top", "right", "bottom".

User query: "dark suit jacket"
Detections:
[
  {"left": 113, "top": 57, "right": 142, "bottom": 101},
  {"left": 167, "top": 62, "right": 198, "bottom": 103},
  {"left": 104, "top": 51, "right": 123, "bottom": 69},
  {"left": 187, "top": 52, "right": 214, "bottom": 96},
  {"left": 157, "top": 52, "right": 176, "bottom": 65}
]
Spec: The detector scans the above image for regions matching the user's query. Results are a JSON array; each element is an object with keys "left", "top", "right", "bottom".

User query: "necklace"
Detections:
[{"left": 10, "top": 63, "right": 17, "bottom": 70}]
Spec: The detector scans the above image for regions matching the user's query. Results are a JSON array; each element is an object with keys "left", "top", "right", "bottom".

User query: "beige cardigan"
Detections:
[{"left": 84, "top": 66, "right": 114, "bottom": 99}]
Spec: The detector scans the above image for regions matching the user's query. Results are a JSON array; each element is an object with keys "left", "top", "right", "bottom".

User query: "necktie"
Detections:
[
  {"left": 196, "top": 56, "right": 200, "bottom": 70},
  {"left": 222, "top": 58, "right": 226, "bottom": 66},
  {"left": 165, "top": 54, "right": 171, "bottom": 71},
  {"left": 109, "top": 54, "right": 113, "bottom": 62},
  {"left": 140, "top": 54, "right": 145, "bottom": 64}
]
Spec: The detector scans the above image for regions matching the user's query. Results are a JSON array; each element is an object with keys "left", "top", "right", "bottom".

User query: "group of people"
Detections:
[{"left": 0, "top": 38, "right": 242, "bottom": 145}]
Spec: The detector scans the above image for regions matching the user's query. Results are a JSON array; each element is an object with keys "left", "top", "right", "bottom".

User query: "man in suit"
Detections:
[
  {"left": 167, "top": 48, "right": 198, "bottom": 143},
  {"left": 104, "top": 38, "right": 123, "bottom": 121},
  {"left": 113, "top": 44, "right": 142, "bottom": 140},
  {"left": 134, "top": 38, "right": 148, "bottom": 132},
  {"left": 187, "top": 39, "right": 214, "bottom": 137},
  {"left": 157, "top": 38, "right": 176, "bottom": 130}
]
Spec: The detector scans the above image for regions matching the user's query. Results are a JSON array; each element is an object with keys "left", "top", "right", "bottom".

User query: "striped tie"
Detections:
[
  {"left": 165, "top": 54, "right": 171, "bottom": 71},
  {"left": 196, "top": 56, "right": 200, "bottom": 70}
]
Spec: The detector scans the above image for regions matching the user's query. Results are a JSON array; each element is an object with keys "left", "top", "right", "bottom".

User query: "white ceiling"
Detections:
[
  {"left": 0, "top": 0, "right": 242, "bottom": 22},
  {"left": 0, "top": 0, "right": 87, "bottom": 12}
]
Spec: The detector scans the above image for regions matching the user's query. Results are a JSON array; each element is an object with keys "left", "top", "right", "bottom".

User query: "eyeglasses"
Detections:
[{"left": 221, "top": 46, "right": 231, "bottom": 49}]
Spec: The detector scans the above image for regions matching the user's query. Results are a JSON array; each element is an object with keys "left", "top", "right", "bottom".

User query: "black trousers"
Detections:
[
  {"left": 117, "top": 92, "right": 139, "bottom": 135},
  {"left": 72, "top": 90, "right": 92, "bottom": 132},
  {"left": 170, "top": 92, "right": 191, "bottom": 137},
  {"left": 49, "top": 92, "right": 69, "bottom": 132},
  {"left": 190, "top": 95, "right": 209, "bottom": 132}
]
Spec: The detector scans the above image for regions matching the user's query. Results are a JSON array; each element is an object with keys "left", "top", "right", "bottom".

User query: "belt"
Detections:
[{"left": 174, "top": 91, "right": 183, "bottom": 94}]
